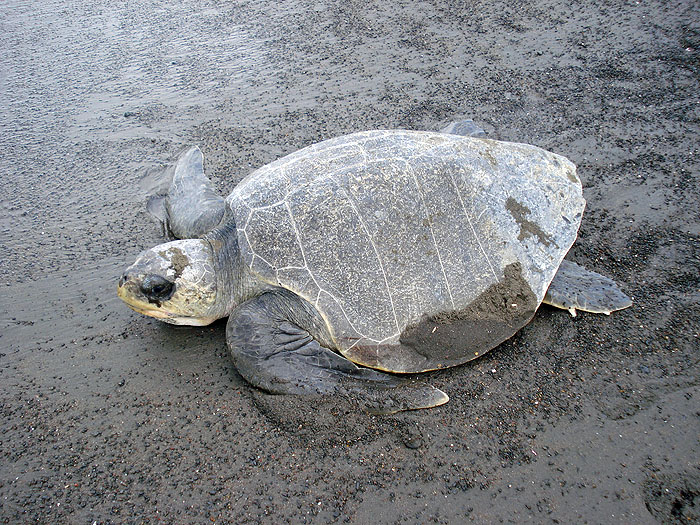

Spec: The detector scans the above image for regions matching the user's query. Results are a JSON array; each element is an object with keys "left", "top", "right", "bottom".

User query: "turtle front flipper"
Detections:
[
  {"left": 146, "top": 147, "right": 226, "bottom": 239},
  {"left": 226, "top": 290, "right": 449, "bottom": 414},
  {"left": 544, "top": 259, "right": 632, "bottom": 316}
]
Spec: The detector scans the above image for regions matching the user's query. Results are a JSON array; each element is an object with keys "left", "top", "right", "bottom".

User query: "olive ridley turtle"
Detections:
[{"left": 117, "top": 121, "right": 631, "bottom": 413}]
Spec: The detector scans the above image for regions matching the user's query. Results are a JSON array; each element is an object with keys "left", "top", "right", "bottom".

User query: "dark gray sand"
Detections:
[{"left": 1, "top": 0, "right": 698, "bottom": 523}]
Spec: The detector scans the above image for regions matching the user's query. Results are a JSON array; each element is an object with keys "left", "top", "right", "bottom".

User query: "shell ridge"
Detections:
[
  {"left": 244, "top": 199, "right": 287, "bottom": 215},
  {"left": 268, "top": 140, "right": 365, "bottom": 177},
  {"left": 413, "top": 142, "right": 500, "bottom": 281},
  {"left": 447, "top": 163, "right": 499, "bottom": 281},
  {"left": 283, "top": 200, "right": 316, "bottom": 290},
  {"left": 284, "top": 199, "right": 373, "bottom": 344},
  {"left": 250, "top": 252, "right": 275, "bottom": 271},
  {"left": 339, "top": 185, "right": 400, "bottom": 334},
  {"left": 406, "top": 159, "right": 456, "bottom": 309},
  {"left": 317, "top": 289, "right": 375, "bottom": 344},
  {"left": 241, "top": 229, "right": 254, "bottom": 269}
]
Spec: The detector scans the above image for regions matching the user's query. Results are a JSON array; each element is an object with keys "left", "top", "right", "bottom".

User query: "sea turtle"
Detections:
[{"left": 117, "top": 121, "right": 631, "bottom": 414}]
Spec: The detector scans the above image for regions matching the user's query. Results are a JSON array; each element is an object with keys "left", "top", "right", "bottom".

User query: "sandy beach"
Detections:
[{"left": 1, "top": 0, "right": 698, "bottom": 522}]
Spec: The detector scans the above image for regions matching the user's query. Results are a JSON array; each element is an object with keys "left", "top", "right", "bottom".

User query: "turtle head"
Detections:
[{"left": 118, "top": 239, "right": 227, "bottom": 326}]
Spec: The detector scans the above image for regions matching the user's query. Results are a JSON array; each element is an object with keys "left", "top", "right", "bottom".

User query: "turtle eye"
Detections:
[{"left": 140, "top": 274, "right": 175, "bottom": 302}]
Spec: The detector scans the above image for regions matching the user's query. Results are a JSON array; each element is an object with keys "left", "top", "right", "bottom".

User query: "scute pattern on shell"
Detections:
[{"left": 227, "top": 130, "right": 584, "bottom": 365}]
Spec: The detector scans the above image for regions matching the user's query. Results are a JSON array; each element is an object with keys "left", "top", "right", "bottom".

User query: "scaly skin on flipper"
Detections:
[{"left": 147, "top": 147, "right": 226, "bottom": 239}]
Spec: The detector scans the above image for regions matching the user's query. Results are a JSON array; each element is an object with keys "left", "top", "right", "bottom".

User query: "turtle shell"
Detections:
[{"left": 227, "top": 130, "right": 584, "bottom": 372}]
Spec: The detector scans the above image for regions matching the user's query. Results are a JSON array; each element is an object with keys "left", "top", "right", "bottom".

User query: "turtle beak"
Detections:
[
  {"left": 117, "top": 273, "right": 170, "bottom": 318},
  {"left": 117, "top": 271, "right": 137, "bottom": 303}
]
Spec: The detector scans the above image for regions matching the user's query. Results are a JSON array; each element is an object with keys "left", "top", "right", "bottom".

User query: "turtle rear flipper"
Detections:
[
  {"left": 439, "top": 118, "right": 486, "bottom": 137},
  {"left": 544, "top": 260, "right": 632, "bottom": 316},
  {"left": 147, "top": 147, "right": 226, "bottom": 239},
  {"left": 226, "top": 290, "right": 449, "bottom": 415}
]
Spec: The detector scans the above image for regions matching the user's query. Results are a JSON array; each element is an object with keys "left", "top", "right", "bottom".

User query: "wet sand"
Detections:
[{"left": 1, "top": 0, "right": 698, "bottom": 522}]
